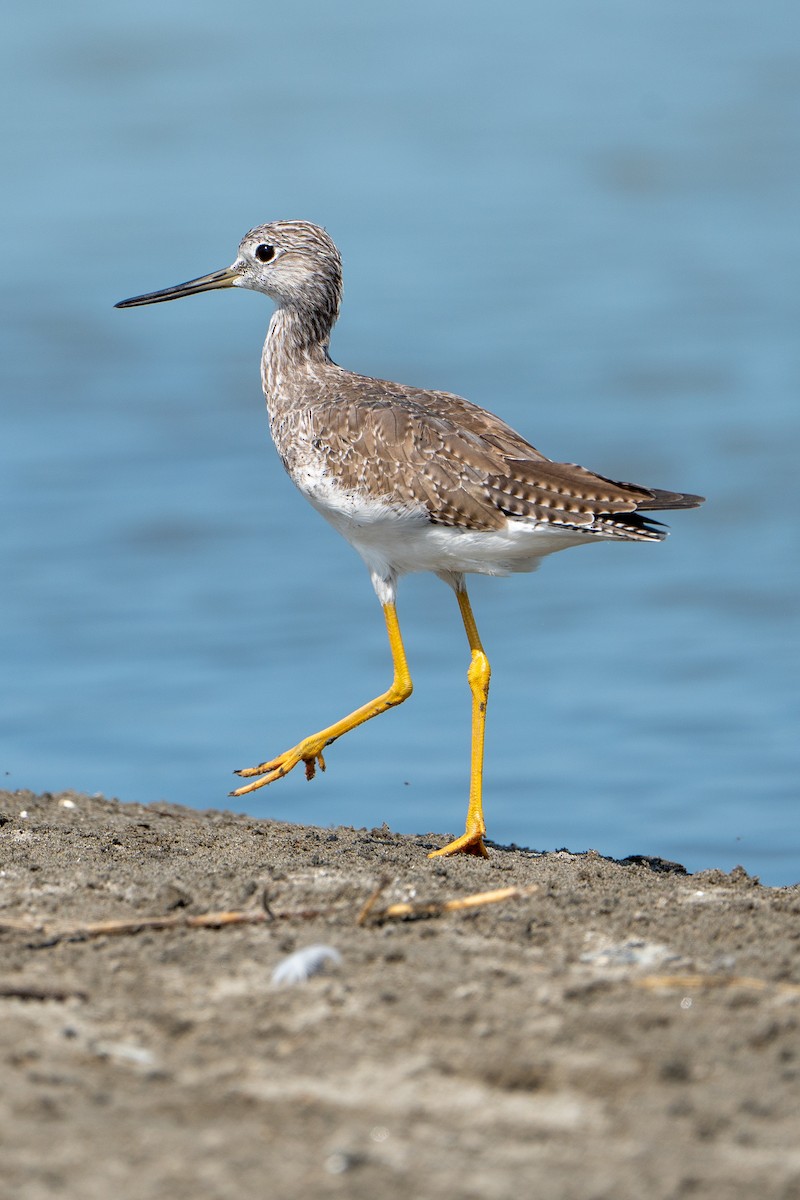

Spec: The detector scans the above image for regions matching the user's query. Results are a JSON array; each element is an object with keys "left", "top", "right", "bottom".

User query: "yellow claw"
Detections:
[
  {"left": 229, "top": 603, "right": 412, "bottom": 797},
  {"left": 428, "top": 827, "right": 489, "bottom": 859},
  {"left": 230, "top": 740, "right": 328, "bottom": 796},
  {"left": 305, "top": 751, "right": 326, "bottom": 780}
]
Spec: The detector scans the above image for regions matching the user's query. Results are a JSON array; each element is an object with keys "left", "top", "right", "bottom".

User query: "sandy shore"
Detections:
[{"left": 1, "top": 789, "right": 798, "bottom": 1200}]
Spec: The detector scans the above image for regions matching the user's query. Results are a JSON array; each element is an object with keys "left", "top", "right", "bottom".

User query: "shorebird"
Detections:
[{"left": 116, "top": 220, "right": 703, "bottom": 858}]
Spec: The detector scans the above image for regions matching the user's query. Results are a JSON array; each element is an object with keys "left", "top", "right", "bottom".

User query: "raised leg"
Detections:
[
  {"left": 231, "top": 602, "right": 412, "bottom": 796},
  {"left": 429, "top": 585, "right": 491, "bottom": 858}
]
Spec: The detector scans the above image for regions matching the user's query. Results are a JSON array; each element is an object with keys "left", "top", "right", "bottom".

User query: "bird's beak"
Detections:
[{"left": 114, "top": 264, "right": 240, "bottom": 308}]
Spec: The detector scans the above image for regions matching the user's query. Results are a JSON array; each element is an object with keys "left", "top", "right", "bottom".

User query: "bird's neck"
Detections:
[{"left": 261, "top": 304, "right": 336, "bottom": 397}]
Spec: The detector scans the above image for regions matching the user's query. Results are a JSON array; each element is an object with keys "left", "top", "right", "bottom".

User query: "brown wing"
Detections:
[{"left": 305, "top": 373, "right": 704, "bottom": 537}]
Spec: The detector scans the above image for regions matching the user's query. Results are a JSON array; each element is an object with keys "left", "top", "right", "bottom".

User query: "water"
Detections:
[{"left": 2, "top": 1, "right": 798, "bottom": 884}]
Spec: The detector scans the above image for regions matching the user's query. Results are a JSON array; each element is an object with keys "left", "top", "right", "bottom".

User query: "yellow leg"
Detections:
[
  {"left": 429, "top": 586, "right": 491, "bottom": 858},
  {"left": 231, "top": 602, "right": 412, "bottom": 796}
]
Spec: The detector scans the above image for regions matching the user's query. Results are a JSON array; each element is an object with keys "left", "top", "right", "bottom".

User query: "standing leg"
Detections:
[
  {"left": 232, "top": 601, "right": 413, "bottom": 796},
  {"left": 429, "top": 583, "right": 491, "bottom": 858}
]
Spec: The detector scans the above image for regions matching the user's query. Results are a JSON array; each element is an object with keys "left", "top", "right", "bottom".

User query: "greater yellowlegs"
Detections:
[{"left": 116, "top": 220, "right": 703, "bottom": 858}]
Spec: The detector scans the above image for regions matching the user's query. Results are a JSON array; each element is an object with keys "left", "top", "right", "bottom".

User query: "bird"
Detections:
[{"left": 116, "top": 220, "right": 703, "bottom": 859}]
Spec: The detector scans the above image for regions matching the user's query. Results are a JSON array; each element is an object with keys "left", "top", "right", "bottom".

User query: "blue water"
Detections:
[{"left": 2, "top": 2, "right": 798, "bottom": 883}]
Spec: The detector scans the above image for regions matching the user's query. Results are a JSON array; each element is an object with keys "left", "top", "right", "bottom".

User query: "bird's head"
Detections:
[{"left": 115, "top": 220, "right": 343, "bottom": 329}]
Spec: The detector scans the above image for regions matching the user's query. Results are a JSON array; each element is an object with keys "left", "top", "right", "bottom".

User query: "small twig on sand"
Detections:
[
  {"left": 34, "top": 910, "right": 271, "bottom": 946},
  {"left": 364, "top": 883, "right": 539, "bottom": 925},
  {"left": 356, "top": 877, "right": 391, "bottom": 926},
  {"left": 11, "top": 882, "right": 539, "bottom": 946},
  {"left": 25, "top": 905, "right": 344, "bottom": 948},
  {"left": 635, "top": 973, "right": 800, "bottom": 997},
  {"left": 0, "top": 919, "right": 43, "bottom": 934}
]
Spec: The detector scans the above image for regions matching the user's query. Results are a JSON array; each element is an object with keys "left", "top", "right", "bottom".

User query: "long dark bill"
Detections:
[{"left": 115, "top": 265, "right": 239, "bottom": 309}]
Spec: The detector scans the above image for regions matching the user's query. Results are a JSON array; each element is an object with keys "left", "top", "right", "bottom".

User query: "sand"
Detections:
[{"left": 1, "top": 789, "right": 798, "bottom": 1200}]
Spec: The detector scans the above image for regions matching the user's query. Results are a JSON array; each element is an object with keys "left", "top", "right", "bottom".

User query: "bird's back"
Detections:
[{"left": 266, "top": 362, "right": 702, "bottom": 546}]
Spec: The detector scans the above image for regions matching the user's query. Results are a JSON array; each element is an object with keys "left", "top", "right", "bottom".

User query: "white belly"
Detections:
[{"left": 297, "top": 466, "right": 593, "bottom": 582}]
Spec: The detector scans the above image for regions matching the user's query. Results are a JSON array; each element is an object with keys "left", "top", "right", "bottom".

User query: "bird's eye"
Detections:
[{"left": 255, "top": 244, "right": 276, "bottom": 263}]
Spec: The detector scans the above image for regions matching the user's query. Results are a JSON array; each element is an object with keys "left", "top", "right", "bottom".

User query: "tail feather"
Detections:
[
  {"left": 628, "top": 486, "right": 705, "bottom": 512},
  {"left": 592, "top": 483, "right": 704, "bottom": 542}
]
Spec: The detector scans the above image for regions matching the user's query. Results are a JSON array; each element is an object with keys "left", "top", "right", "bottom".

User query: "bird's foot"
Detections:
[
  {"left": 427, "top": 821, "right": 489, "bottom": 859},
  {"left": 230, "top": 738, "right": 328, "bottom": 796}
]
